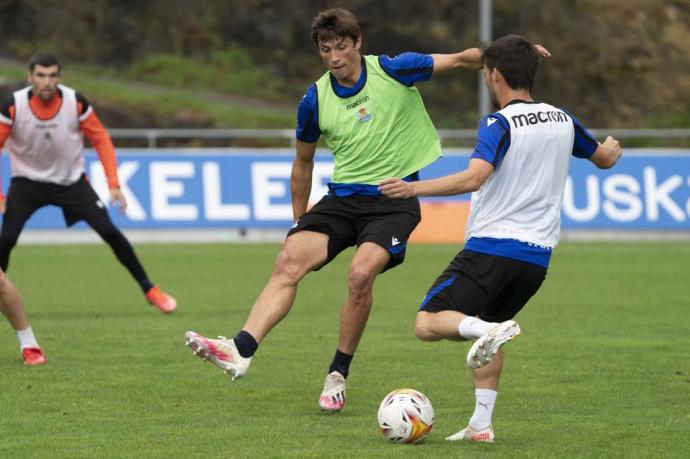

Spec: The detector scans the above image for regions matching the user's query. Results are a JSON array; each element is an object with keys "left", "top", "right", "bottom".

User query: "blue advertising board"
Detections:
[{"left": 2, "top": 149, "right": 689, "bottom": 230}]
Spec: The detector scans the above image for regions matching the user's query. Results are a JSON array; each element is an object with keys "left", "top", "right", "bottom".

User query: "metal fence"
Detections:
[{"left": 108, "top": 128, "right": 690, "bottom": 149}]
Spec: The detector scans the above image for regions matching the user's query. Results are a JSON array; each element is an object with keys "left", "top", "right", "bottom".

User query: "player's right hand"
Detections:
[
  {"left": 379, "top": 177, "right": 413, "bottom": 199},
  {"left": 0, "top": 199, "right": 5, "bottom": 214},
  {"left": 602, "top": 136, "right": 622, "bottom": 157}
]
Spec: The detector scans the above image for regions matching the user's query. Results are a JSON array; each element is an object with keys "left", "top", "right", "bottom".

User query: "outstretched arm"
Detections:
[
  {"left": 432, "top": 43, "right": 551, "bottom": 75},
  {"left": 431, "top": 48, "right": 483, "bottom": 75},
  {"left": 379, "top": 158, "right": 494, "bottom": 198}
]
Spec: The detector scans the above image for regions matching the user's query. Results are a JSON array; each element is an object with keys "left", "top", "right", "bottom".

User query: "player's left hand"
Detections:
[
  {"left": 534, "top": 44, "right": 551, "bottom": 58},
  {"left": 109, "top": 188, "right": 128, "bottom": 213},
  {"left": 379, "top": 178, "right": 413, "bottom": 199}
]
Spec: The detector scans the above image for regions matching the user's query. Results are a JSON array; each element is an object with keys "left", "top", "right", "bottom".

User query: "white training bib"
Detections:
[
  {"left": 7, "top": 84, "right": 87, "bottom": 185},
  {"left": 466, "top": 102, "right": 575, "bottom": 248}
]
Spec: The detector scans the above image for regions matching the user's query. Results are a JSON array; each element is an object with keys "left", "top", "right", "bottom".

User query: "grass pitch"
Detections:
[{"left": 1, "top": 242, "right": 689, "bottom": 458}]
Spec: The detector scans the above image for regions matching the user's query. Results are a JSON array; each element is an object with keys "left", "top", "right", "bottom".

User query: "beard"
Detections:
[
  {"left": 35, "top": 87, "right": 57, "bottom": 101},
  {"left": 489, "top": 90, "right": 500, "bottom": 110}
]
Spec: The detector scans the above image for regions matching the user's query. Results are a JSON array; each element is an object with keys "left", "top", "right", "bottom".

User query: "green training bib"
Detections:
[{"left": 315, "top": 55, "right": 441, "bottom": 184}]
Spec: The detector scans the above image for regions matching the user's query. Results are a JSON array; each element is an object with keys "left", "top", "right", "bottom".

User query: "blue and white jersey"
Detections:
[
  {"left": 465, "top": 100, "right": 598, "bottom": 268},
  {"left": 296, "top": 53, "right": 434, "bottom": 143}
]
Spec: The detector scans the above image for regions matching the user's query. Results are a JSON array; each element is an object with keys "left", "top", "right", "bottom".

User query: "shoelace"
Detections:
[{"left": 324, "top": 378, "right": 344, "bottom": 392}]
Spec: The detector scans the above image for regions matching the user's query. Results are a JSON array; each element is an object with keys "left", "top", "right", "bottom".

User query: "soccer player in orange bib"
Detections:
[{"left": 0, "top": 54, "right": 177, "bottom": 364}]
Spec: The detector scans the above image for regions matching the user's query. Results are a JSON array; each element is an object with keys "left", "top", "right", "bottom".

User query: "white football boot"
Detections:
[
  {"left": 466, "top": 320, "right": 521, "bottom": 369},
  {"left": 318, "top": 371, "right": 346, "bottom": 412},
  {"left": 446, "top": 424, "right": 495, "bottom": 442},
  {"left": 184, "top": 331, "right": 252, "bottom": 380}
]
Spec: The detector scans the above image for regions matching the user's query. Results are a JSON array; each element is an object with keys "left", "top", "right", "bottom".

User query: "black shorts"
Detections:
[
  {"left": 419, "top": 250, "right": 547, "bottom": 322},
  {"left": 5, "top": 175, "right": 110, "bottom": 227},
  {"left": 287, "top": 194, "right": 421, "bottom": 272}
]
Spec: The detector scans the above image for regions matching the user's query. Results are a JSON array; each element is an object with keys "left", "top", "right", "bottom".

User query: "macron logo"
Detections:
[
  {"left": 487, "top": 117, "right": 497, "bottom": 127},
  {"left": 392, "top": 236, "right": 401, "bottom": 246}
]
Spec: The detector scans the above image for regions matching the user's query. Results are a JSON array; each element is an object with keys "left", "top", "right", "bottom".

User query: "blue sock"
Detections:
[
  {"left": 233, "top": 330, "right": 258, "bottom": 358},
  {"left": 328, "top": 349, "right": 353, "bottom": 379}
]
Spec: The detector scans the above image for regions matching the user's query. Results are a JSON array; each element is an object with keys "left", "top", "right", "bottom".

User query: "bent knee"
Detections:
[
  {"left": 348, "top": 265, "right": 378, "bottom": 294},
  {"left": 273, "top": 248, "right": 307, "bottom": 283},
  {"left": 414, "top": 319, "right": 436, "bottom": 341}
]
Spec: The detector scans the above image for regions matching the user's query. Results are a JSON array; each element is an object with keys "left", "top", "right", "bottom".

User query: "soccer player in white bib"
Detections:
[
  {"left": 0, "top": 54, "right": 178, "bottom": 364},
  {"left": 379, "top": 34, "right": 622, "bottom": 442}
]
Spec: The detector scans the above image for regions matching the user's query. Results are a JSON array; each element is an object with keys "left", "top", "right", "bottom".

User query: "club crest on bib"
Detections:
[{"left": 356, "top": 107, "right": 372, "bottom": 123}]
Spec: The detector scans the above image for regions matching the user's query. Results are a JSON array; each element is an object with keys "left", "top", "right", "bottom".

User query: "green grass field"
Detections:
[{"left": 1, "top": 242, "right": 689, "bottom": 458}]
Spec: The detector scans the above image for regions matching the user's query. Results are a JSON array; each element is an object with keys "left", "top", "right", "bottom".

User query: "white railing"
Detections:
[
  {"left": 108, "top": 128, "right": 690, "bottom": 149},
  {"left": 109, "top": 128, "right": 296, "bottom": 148}
]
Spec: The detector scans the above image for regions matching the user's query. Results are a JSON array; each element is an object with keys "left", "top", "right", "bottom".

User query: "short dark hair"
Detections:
[
  {"left": 482, "top": 35, "right": 538, "bottom": 91},
  {"left": 28, "top": 53, "right": 61, "bottom": 73},
  {"left": 310, "top": 8, "right": 361, "bottom": 46}
]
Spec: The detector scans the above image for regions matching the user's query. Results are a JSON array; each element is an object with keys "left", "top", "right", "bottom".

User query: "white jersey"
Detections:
[
  {"left": 6, "top": 84, "right": 91, "bottom": 185},
  {"left": 465, "top": 100, "right": 597, "bottom": 258}
]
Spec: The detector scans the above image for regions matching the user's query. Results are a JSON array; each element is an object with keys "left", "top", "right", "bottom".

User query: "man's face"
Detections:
[
  {"left": 28, "top": 64, "right": 61, "bottom": 101},
  {"left": 483, "top": 66, "right": 500, "bottom": 110},
  {"left": 318, "top": 36, "right": 361, "bottom": 81}
]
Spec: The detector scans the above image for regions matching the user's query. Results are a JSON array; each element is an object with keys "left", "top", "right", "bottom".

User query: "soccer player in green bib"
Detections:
[{"left": 185, "top": 7, "right": 544, "bottom": 412}]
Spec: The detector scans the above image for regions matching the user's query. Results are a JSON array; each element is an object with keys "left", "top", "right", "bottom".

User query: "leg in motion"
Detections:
[
  {"left": 0, "top": 181, "right": 46, "bottom": 364},
  {"left": 0, "top": 269, "right": 46, "bottom": 365},
  {"left": 85, "top": 210, "right": 176, "bottom": 313},
  {"left": 0, "top": 180, "right": 40, "bottom": 272},
  {"left": 446, "top": 351, "right": 504, "bottom": 442},
  {"left": 415, "top": 310, "right": 496, "bottom": 342},
  {"left": 319, "top": 242, "right": 390, "bottom": 412},
  {"left": 185, "top": 231, "right": 329, "bottom": 379}
]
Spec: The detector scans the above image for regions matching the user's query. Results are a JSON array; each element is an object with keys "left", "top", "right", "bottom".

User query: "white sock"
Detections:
[
  {"left": 16, "top": 326, "right": 39, "bottom": 350},
  {"left": 458, "top": 317, "right": 494, "bottom": 340},
  {"left": 469, "top": 388, "right": 497, "bottom": 430}
]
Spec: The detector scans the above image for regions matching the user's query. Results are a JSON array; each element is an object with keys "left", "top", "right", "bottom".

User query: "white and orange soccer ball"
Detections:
[{"left": 377, "top": 388, "right": 435, "bottom": 444}]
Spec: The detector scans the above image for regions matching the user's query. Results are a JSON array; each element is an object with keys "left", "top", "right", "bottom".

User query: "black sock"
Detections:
[
  {"left": 142, "top": 280, "right": 155, "bottom": 293},
  {"left": 328, "top": 349, "right": 353, "bottom": 379},
  {"left": 233, "top": 330, "right": 259, "bottom": 358}
]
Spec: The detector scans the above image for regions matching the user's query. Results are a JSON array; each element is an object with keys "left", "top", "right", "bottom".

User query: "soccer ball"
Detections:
[{"left": 377, "top": 388, "right": 435, "bottom": 444}]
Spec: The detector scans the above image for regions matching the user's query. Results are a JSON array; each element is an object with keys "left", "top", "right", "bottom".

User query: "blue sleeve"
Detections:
[
  {"left": 471, "top": 113, "right": 511, "bottom": 167},
  {"left": 295, "top": 84, "right": 320, "bottom": 143},
  {"left": 561, "top": 107, "right": 597, "bottom": 158},
  {"left": 378, "top": 52, "right": 434, "bottom": 86}
]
